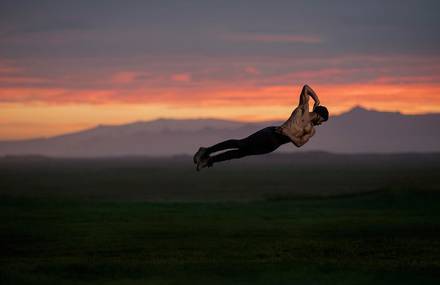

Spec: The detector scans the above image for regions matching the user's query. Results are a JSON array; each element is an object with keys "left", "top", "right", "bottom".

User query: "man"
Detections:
[{"left": 193, "top": 84, "right": 329, "bottom": 171}]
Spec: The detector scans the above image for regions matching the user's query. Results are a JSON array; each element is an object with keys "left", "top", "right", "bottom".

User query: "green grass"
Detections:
[
  {"left": 0, "top": 154, "right": 439, "bottom": 284},
  {"left": 1, "top": 190, "right": 440, "bottom": 284}
]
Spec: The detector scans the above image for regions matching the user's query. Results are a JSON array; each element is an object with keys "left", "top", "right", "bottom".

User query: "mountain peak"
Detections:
[
  {"left": 348, "top": 105, "right": 370, "bottom": 113},
  {"left": 341, "top": 105, "right": 405, "bottom": 117}
]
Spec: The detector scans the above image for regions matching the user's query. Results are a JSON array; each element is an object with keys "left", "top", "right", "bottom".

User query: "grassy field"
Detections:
[{"left": 1, "top": 153, "right": 439, "bottom": 284}]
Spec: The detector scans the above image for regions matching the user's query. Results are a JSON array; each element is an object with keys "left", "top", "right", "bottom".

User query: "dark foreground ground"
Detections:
[{"left": 1, "top": 153, "right": 439, "bottom": 284}]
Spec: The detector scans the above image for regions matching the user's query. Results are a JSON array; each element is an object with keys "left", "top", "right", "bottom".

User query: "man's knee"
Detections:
[{"left": 237, "top": 138, "right": 253, "bottom": 149}]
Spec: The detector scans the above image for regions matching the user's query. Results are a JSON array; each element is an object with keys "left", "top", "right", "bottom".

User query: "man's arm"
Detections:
[
  {"left": 298, "top": 85, "right": 310, "bottom": 112},
  {"left": 298, "top": 85, "right": 320, "bottom": 111}
]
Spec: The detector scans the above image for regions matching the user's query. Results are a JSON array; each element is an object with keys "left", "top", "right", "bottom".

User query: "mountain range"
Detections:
[{"left": 1, "top": 106, "right": 439, "bottom": 157}]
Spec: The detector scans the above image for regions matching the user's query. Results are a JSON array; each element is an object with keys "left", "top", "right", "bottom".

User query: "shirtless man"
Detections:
[
  {"left": 193, "top": 84, "right": 329, "bottom": 171},
  {"left": 275, "top": 84, "right": 326, "bottom": 147}
]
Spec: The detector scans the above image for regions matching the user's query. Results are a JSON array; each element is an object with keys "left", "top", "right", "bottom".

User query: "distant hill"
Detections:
[{"left": 0, "top": 106, "right": 439, "bottom": 157}]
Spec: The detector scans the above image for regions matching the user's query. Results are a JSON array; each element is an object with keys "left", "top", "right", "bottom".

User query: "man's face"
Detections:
[{"left": 313, "top": 114, "right": 325, "bottom": 126}]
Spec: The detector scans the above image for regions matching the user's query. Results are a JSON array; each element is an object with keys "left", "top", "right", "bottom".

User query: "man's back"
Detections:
[{"left": 277, "top": 106, "right": 315, "bottom": 147}]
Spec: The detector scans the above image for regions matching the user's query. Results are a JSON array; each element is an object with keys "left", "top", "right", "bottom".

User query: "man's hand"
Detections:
[{"left": 313, "top": 99, "right": 320, "bottom": 110}]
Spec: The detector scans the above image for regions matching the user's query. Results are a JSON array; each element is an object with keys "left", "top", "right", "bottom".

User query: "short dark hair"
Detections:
[{"left": 313, "top": 105, "right": 329, "bottom": 121}]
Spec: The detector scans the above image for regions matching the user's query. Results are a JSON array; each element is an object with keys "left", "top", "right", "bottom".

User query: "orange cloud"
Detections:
[
  {"left": 1, "top": 80, "right": 439, "bottom": 140},
  {"left": 0, "top": 87, "right": 67, "bottom": 102},
  {"left": 1, "top": 80, "right": 439, "bottom": 112},
  {"left": 1, "top": 53, "right": 440, "bottom": 140}
]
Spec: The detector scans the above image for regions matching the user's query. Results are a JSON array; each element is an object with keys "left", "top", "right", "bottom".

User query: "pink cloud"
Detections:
[
  {"left": 1, "top": 53, "right": 439, "bottom": 115},
  {"left": 244, "top": 66, "right": 260, "bottom": 75},
  {"left": 375, "top": 75, "right": 440, "bottom": 84},
  {"left": 224, "top": 33, "right": 322, "bottom": 44},
  {"left": 0, "top": 76, "right": 47, "bottom": 84},
  {"left": 0, "top": 62, "right": 23, "bottom": 75},
  {"left": 111, "top": 71, "right": 139, "bottom": 84},
  {"left": 171, "top": 73, "right": 192, "bottom": 83}
]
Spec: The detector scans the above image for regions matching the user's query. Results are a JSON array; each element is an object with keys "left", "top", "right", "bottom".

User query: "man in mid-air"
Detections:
[{"left": 193, "top": 84, "right": 329, "bottom": 171}]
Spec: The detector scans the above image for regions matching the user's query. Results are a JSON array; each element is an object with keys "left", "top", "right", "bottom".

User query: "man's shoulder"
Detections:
[
  {"left": 294, "top": 107, "right": 310, "bottom": 122},
  {"left": 290, "top": 106, "right": 304, "bottom": 117}
]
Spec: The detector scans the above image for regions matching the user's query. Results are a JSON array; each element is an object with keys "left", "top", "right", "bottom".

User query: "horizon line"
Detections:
[{"left": 1, "top": 105, "right": 439, "bottom": 142}]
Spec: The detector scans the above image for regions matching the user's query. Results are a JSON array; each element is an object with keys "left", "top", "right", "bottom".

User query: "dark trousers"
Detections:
[{"left": 206, "top": 126, "right": 291, "bottom": 165}]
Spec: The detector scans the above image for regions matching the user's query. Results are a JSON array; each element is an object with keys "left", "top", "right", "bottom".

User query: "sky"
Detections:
[{"left": 0, "top": 0, "right": 439, "bottom": 139}]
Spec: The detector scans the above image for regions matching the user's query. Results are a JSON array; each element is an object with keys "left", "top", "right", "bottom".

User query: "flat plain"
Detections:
[{"left": 1, "top": 152, "right": 439, "bottom": 284}]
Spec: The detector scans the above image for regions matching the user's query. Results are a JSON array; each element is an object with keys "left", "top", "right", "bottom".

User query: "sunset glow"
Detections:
[{"left": 1, "top": 1, "right": 439, "bottom": 140}]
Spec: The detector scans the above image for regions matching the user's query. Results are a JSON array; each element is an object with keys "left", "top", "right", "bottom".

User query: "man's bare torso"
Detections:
[{"left": 276, "top": 106, "right": 316, "bottom": 147}]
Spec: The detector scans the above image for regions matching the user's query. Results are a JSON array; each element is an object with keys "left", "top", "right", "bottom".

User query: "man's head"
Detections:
[{"left": 312, "top": 105, "right": 329, "bottom": 125}]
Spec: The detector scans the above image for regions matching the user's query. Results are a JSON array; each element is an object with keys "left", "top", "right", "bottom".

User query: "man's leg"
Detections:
[
  {"left": 197, "top": 126, "right": 290, "bottom": 169},
  {"left": 205, "top": 126, "right": 287, "bottom": 167},
  {"left": 194, "top": 138, "right": 244, "bottom": 164},
  {"left": 205, "top": 139, "right": 245, "bottom": 155},
  {"left": 206, "top": 148, "right": 249, "bottom": 166}
]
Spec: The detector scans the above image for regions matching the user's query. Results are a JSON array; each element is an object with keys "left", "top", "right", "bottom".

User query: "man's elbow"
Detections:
[
  {"left": 292, "top": 141, "right": 303, "bottom": 148},
  {"left": 296, "top": 138, "right": 309, "bottom": 147},
  {"left": 303, "top": 84, "right": 312, "bottom": 91}
]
